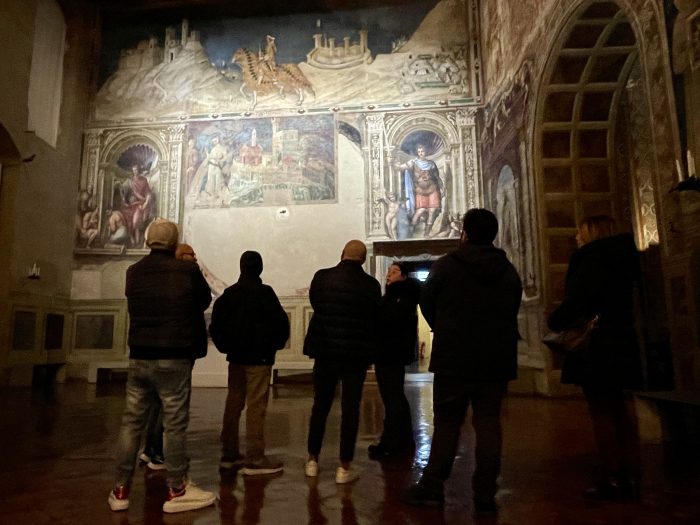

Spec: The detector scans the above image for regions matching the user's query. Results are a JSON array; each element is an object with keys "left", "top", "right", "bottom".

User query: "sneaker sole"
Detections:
[
  {"left": 108, "top": 498, "right": 129, "bottom": 512},
  {"left": 162, "top": 496, "right": 216, "bottom": 513},
  {"left": 335, "top": 474, "right": 359, "bottom": 484},
  {"left": 147, "top": 462, "right": 167, "bottom": 471},
  {"left": 241, "top": 467, "right": 284, "bottom": 476}
]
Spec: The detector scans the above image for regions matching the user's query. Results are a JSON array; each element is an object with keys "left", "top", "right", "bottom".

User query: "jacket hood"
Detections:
[{"left": 452, "top": 243, "right": 513, "bottom": 281}]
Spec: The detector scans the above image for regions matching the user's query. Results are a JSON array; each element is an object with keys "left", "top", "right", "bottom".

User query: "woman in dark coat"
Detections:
[
  {"left": 368, "top": 262, "right": 421, "bottom": 459},
  {"left": 548, "top": 215, "right": 642, "bottom": 500}
]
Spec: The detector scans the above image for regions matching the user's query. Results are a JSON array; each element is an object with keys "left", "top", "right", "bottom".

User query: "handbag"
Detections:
[{"left": 542, "top": 315, "right": 599, "bottom": 354}]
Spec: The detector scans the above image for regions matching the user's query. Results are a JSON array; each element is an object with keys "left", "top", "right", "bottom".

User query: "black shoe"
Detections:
[
  {"left": 618, "top": 477, "right": 641, "bottom": 500},
  {"left": 402, "top": 483, "right": 444, "bottom": 508},
  {"left": 368, "top": 441, "right": 414, "bottom": 460},
  {"left": 583, "top": 479, "right": 620, "bottom": 501},
  {"left": 368, "top": 443, "right": 390, "bottom": 459},
  {"left": 473, "top": 498, "right": 498, "bottom": 516}
]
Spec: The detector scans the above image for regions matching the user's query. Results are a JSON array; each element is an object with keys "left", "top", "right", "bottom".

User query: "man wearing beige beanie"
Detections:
[{"left": 109, "top": 219, "right": 215, "bottom": 514}]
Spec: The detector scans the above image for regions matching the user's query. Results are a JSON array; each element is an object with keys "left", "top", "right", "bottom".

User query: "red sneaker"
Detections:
[{"left": 108, "top": 484, "right": 130, "bottom": 511}]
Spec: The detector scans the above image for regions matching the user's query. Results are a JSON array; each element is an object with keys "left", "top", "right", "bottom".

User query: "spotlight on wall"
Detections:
[{"left": 27, "top": 262, "right": 40, "bottom": 280}]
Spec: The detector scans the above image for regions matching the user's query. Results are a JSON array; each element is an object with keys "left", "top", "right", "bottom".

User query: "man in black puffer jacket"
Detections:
[
  {"left": 303, "top": 240, "right": 381, "bottom": 484},
  {"left": 210, "top": 251, "right": 289, "bottom": 476},
  {"left": 405, "top": 209, "right": 522, "bottom": 516}
]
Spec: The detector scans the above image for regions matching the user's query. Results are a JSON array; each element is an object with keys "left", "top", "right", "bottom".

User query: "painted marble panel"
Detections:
[
  {"left": 185, "top": 115, "right": 336, "bottom": 208},
  {"left": 481, "top": 0, "right": 557, "bottom": 96},
  {"left": 93, "top": 0, "right": 478, "bottom": 121}
]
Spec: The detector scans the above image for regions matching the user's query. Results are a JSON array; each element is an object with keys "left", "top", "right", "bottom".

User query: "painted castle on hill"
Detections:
[{"left": 93, "top": 0, "right": 481, "bottom": 121}]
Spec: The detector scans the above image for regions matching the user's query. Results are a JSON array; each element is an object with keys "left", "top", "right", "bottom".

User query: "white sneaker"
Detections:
[
  {"left": 108, "top": 485, "right": 129, "bottom": 511},
  {"left": 138, "top": 452, "right": 151, "bottom": 464},
  {"left": 147, "top": 460, "right": 167, "bottom": 471},
  {"left": 335, "top": 466, "right": 359, "bottom": 484},
  {"left": 304, "top": 460, "right": 319, "bottom": 477},
  {"left": 162, "top": 480, "right": 216, "bottom": 513}
]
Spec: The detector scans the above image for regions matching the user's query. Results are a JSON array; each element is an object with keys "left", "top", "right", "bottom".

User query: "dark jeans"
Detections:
[
  {"left": 114, "top": 359, "right": 192, "bottom": 489},
  {"left": 375, "top": 363, "right": 413, "bottom": 449},
  {"left": 421, "top": 376, "right": 507, "bottom": 502},
  {"left": 582, "top": 384, "right": 640, "bottom": 481},
  {"left": 307, "top": 359, "right": 368, "bottom": 463},
  {"left": 142, "top": 401, "right": 163, "bottom": 459}
]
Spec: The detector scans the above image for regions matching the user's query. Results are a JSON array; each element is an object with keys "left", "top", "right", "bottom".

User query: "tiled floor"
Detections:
[{"left": 0, "top": 375, "right": 698, "bottom": 524}]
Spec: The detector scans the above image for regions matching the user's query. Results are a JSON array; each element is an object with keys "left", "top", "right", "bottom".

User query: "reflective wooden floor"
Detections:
[{"left": 0, "top": 375, "right": 699, "bottom": 525}]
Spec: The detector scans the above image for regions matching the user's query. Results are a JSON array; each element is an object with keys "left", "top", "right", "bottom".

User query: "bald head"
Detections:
[
  {"left": 175, "top": 243, "right": 197, "bottom": 262},
  {"left": 341, "top": 240, "right": 367, "bottom": 263}
]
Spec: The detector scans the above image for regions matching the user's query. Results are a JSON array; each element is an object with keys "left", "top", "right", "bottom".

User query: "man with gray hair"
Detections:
[
  {"left": 108, "top": 219, "right": 215, "bottom": 514},
  {"left": 303, "top": 240, "right": 381, "bottom": 484}
]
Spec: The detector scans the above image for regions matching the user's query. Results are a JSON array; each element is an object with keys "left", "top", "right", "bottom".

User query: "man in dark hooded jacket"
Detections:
[
  {"left": 405, "top": 209, "right": 522, "bottom": 516},
  {"left": 210, "top": 251, "right": 289, "bottom": 476}
]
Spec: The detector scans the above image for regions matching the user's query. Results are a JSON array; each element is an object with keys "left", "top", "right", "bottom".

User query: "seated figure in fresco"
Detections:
[
  {"left": 107, "top": 210, "right": 130, "bottom": 246},
  {"left": 79, "top": 208, "right": 100, "bottom": 248},
  {"left": 75, "top": 188, "right": 99, "bottom": 248},
  {"left": 397, "top": 144, "right": 444, "bottom": 238},
  {"left": 120, "top": 165, "right": 155, "bottom": 247}
]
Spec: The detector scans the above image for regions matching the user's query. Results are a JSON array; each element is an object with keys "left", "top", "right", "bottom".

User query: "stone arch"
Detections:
[
  {"left": 531, "top": 0, "right": 680, "bottom": 309},
  {"left": 378, "top": 111, "right": 470, "bottom": 240},
  {"left": 77, "top": 128, "right": 170, "bottom": 253}
]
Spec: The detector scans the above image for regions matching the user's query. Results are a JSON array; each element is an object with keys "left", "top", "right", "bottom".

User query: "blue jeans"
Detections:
[{"left": 114, "top": 359, "right": 192, "bottom": 489}]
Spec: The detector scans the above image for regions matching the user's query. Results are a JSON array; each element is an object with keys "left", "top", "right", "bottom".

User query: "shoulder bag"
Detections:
[{"left": 542, "top": 315, "right": 599, "bottom": 354}]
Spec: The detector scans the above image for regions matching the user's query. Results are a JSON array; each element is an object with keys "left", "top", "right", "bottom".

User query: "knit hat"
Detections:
[
  {"left": 145, "top": 219, "right": 179, "bottom": 250},
  {"left": 240, "top": 250, "right": 263, "bottom": 277},
  {"left": 341, "top": 240, "right": 366, "bottom": 263}
]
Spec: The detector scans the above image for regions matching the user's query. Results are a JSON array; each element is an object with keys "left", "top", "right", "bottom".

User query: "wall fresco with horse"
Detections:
[{"left": 93, "top": 0, "right": 480, "bottom": 121}]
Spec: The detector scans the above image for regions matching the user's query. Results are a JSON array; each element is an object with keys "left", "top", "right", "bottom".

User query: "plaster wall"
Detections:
[
  {"left": 0, "top": 0, "right": 92, "bottom": 383},
  {"left": 186, "top": 134, "right": 366, "bottom": 296}
]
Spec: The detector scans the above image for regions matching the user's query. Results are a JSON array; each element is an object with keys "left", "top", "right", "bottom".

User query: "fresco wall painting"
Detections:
[
  {"left": 185, "top": 115, "right": 336, "bottom": 208},
  {"left": 365, "top": 108, "right": 479, "bottom": 241},
  {"left": 74, "top": 0, "right": 483, "bottom": 255}
]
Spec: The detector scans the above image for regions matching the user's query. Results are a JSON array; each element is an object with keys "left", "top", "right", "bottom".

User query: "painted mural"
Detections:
[
  {"left": 364, "top": 108, "right": 479, "bottom": 241},
  {"left": 75, "top": 140, "right": 162, "bottom": 252},
  {"left": 93, "top": 0, "right": 480, "bottom": 121},
  {"left": 185, "top": 115, "right": 336, "bottom": 208},
  {"left": 75, "top": 0, "right": 482, "bottom": 255}
]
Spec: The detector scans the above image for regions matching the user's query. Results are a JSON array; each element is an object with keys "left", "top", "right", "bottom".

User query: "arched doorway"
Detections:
[{"left": 533, "top": 0, "right": 658, "bottom": 309}]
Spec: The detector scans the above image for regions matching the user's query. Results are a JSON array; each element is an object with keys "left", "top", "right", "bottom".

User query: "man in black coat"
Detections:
[
  {"left": 303, "top": 240, "right": 381, "bottom": 484},
  {"left": 369, "top": 261, "right": 420, "bottom": 459},
  {"left": 209, "top": 251, "right": 289, "bottom": 476},
  {"left": 405, "top": 209, "right": 522, "bottom": 516},
  {"left": 109, "top": 219, "right": 215, "bottom": 514}
]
